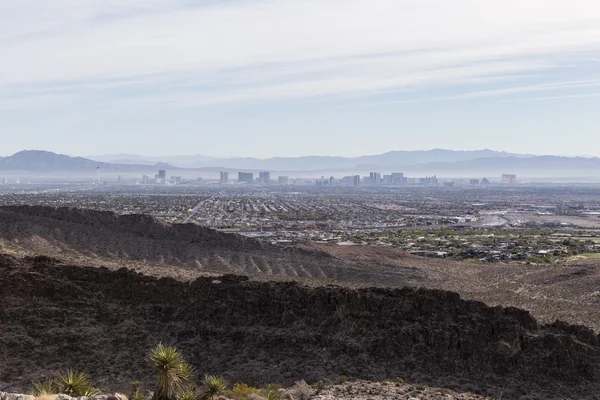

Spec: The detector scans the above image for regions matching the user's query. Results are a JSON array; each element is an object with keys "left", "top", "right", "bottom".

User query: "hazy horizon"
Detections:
[
  {"left": 0, "top": 148, "right": 599, "bottom": 160},
  {"left": 2, "top": 1, "right": 600, "bottom": 157}
]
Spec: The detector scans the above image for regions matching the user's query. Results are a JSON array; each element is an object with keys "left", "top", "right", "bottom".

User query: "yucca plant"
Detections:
[
  {"left": 148, "top": 344, "right": 193, "bottom": 400},
  {"left": 201, "top": 376, "right": 228, "bottom": 400},
  {"left": 178, "top": 383, "right": 201, "bottom": 400},
  {"left": 32, "top": 379, "right": 59, "bottom": 396},
  {"left": 56, "top": 370, "right": 96, "bottom": 397},
  {"left": 82, "top": 388, "right": 101, "bottom": 397}
]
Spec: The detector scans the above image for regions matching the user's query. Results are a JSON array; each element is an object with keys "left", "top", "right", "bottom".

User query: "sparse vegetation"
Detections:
[
  {"left": 129, "top": 381, "right": 144, "bottom": 400},
  {"left": 32, "top": 379, "right": 59, "bottom": 396},
  {"left": 56, "top": 370, "right": 98, "bottom": 397},
  {"left": 148, "top": 344, "right": 193, "bottom": 400},
  {"left": 179, "top": 384, "right": 201, "bottom": 400},
  {"left": 201, "top": 375, "right": 228, "bottom": 400},
  {"left": 228, "top": 383, "right": 260, "bottom": 400},
  {"left": 283, "top": 381, "right": 311, "bottom": 400}
]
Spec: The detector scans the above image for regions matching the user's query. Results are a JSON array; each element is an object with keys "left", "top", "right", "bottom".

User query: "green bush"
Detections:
[
  {"left": 56, "top": 370, "right": 98, "bottom": 397},
  {"left": 201, "top": 375, "right": 228, "bottom": 400},
  {"left": 228, "top": 383, "right": 260, "bottom": 400}
]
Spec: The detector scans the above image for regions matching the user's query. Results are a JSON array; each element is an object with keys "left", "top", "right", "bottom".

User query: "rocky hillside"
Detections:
[
  {"left": 1, "top": 254, "right": 599, "bottom": 399},
  {"left": 0, "top": 206, "right": 423, "bottom": 286}
]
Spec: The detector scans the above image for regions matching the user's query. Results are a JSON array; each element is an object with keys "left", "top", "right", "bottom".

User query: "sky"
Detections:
[{"left": 1, "top": 0, "right": 600, "bottom": 158}]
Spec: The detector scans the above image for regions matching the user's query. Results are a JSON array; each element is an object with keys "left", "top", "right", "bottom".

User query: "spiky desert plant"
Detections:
[
  {"left": 201, "top": 376, "right": 228, "bottom": 400},
  {"left": 32, "top": 379, "right": 59, "bottom": 396},
  {"left": 148, "top": 344, "right": 193, "bottom": 400},
  {"left": 178, "top": 383, "right": 201, "bottom": 400},
  {"left": 261, "top": 390, "right": 280, "bottom": 400},
  {"left": 56, "top": 370, "right": 96, "bottom": 397},
  {"left": 82, "top": 388, "right": 101, "bottom": 397}
]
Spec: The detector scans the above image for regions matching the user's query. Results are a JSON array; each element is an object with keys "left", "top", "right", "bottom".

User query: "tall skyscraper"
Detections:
[
  {"left": 391, "top": 172, "right": 404, "bottom": 184},
  {"left": 220, "top": 171, "right": 229, "bottom": 184},
  {"left": 238, "top": 172, "right": 254, "bottom": 184},
  {"left": 157, "top": 170, "right": 167, "bottom": 184},
  {"left": 259, "top": 171, "right": 271, "bottom": 184}
]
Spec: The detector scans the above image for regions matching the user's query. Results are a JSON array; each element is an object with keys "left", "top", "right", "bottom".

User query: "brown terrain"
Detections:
[{"left": 1, "top": 206, "right": 600, "bottom": 399}]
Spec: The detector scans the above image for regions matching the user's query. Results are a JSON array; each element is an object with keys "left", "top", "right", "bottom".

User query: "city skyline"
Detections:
[{"left": 2, "top": 1, "right": 600, "bottom": 157}]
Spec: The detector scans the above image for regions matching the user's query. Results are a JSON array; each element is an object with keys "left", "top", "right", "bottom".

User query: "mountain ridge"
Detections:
[
  {"left": 88, "top": 148, "right": 526, "bottom": 170},
  {"left": 3, "top": 149, "right": 600, "bottom": 176}
]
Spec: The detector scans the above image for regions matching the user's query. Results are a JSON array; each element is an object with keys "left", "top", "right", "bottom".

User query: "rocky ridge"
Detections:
[
  {"left": 1, "top": 254, "right": 599, "bottom": 399},
  {"left": 0, "top": 206, "right": 423, "bottom": 285}
]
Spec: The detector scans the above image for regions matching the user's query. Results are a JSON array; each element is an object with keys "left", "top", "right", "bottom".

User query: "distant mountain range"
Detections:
[
  {"left": 86, "top": 153, "right": 217, "bottom": 167},
  {"left": 88, "top": 149, "right": 526, "bottom": 170},
  {"left": 3, "top": 149, "right": 600, "bottom": 178}
]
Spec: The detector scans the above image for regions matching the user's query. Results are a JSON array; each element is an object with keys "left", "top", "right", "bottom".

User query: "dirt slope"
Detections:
[
  {"left": 1, "top": 254, "right": 599, "bottom": 399},
  {"left": 0, "top": 206, "right": 423, "bottom": 286}
]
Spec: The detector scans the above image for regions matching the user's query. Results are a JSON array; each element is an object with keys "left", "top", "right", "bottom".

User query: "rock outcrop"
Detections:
[{"left": 1, "top": 254, "right": 599, "bottom": 399}]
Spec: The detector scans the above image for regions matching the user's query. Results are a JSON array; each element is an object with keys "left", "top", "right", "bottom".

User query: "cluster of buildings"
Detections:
[
  {"left": 141, "top": 170, "right": 184, "bottom": 185},
  {"left": 215, "top": 170, "right": 518, "bottom": 186},
  {"left": 223, "top": 171, "right": 276, "bottom": 184},
  {"left": 139, "top": 169, "right": 517, "bottom": 187}
]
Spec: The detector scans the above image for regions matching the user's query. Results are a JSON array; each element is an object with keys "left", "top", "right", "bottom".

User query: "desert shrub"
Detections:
[
  {"left": 283, "top": 381, "right": 311, "bottom": 400},
  {"left": 259, "top": 384, "right": 281, "bottom": 400},
  {"left": 148, "top": 344, "right": 193, "bottom": 400},
  {"left": 313, "top": 381, "right": 325, "bottom": 396},
  {"left": 179, "top": 384, "right": 201, "bottom": 400},
  {"left": 130, "top": 381, "right": 144, "bottom": 400},
  {"left": 260, "top": 391, "right": 279, "bottom": 400},
  {"left": 56, "top": 370, "right": 98, "bottom": 397},
  {"left": 229, "top": 383, "right": 260, "bottom": 400},
  {"left": 32, "top": 380, "right": 59, "bottom": 396},
  {"left": 201, "top": 375, "right": 228, "bottom": 400}
]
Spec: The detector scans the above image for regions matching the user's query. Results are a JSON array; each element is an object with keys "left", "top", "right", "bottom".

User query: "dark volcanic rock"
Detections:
[{"left": 0, "top": 255, "right": 599, "bottom": 399}]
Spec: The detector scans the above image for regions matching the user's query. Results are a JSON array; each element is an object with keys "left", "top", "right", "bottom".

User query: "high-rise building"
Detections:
[
  {"left": 220, "top": 171, "right": 229, "bottom": 184},
  {"left": 469, "top": 179, "right": 480, "bottom": 185},
  {"left": 278, "top": 176, "right": 289, "bottom": 185},
  {"left": 238, "top": 172, "right": 254, "bottom": 184},
  {"left": 353, "top": 175, "right": 360, "bottom": 186},
  {"left": 1, "top": 177, "right": 7, "bottom": 185},
  {"left": 259, "top": 171, "right": 271, "bottom": 184},
  {"left": 501, "top": 174, "right": 517, "bottom": 184},
  {"left": 391, "top": 172, "right": 404, "bottom": 184},
  {"left": 157, "top": 170, "right": 167, "bottom": 184},
  {"left": 368, "top": 172, "right": 382, "bottom": 184},
  {"left": 329, "top": 176, "right": 335, "bottom": 186}
]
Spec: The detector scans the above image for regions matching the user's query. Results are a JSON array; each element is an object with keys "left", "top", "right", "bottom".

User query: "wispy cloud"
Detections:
[{"left": 1, "top": 0, "right": 600, "bottom": 108}]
